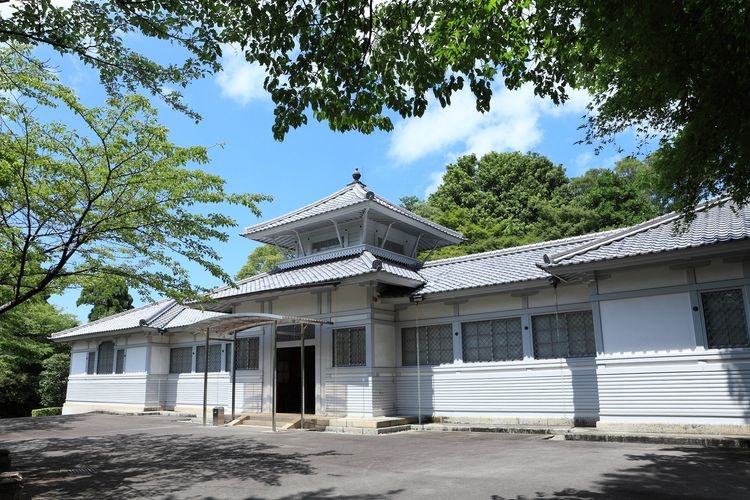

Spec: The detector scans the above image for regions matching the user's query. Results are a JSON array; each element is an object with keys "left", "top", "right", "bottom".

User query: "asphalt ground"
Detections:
[{"left": 1, "top": 413, "right": 749, "bottom": 499}]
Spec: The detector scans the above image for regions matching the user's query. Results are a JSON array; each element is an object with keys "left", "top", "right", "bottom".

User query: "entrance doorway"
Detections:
[{"left": 276, "top": 346, "right": 315, "bottom": 414}]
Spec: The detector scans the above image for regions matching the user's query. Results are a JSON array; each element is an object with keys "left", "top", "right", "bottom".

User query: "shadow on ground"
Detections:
[
  {"left": 0, "top": 414, "right": 85, "bottom": 433},
  {"left": 10, "top": 432, "right": 347, "bottom": 499},
  {"left": 492, "top": 446, "right": 750, "bottom": 499}
]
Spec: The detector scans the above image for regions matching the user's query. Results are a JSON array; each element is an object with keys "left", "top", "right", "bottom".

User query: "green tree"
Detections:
[
  {"left": 408, "top": 153, "right": 668, "bottom": 259},
  {"left": 2, "top": 1, "right": 747, "bottom": 210},
  {"left": 420, "top": 152, "right": 568, "bottom": 257},
  {"left": 76, "top": 277, "right": 134, "bottom": 322},
  {"left": 0, "top": 47, "right": 269, "bottom": 317},
  {"left": 38, "top": 352, "right": 70, "bottom": 408},
  {"left": 0, "top": 299, "right": 77, "bottom": 416},
  {"left": 236, "top": 245, "right": 287, "bottom": 281},
  {"left": 539, "top": 158, "right": 669, "bottom": 239}
]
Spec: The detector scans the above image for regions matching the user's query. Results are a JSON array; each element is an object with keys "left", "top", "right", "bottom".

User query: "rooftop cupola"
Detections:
[{"left": 242, "top": 170, "right": 464, "bottom": 269}]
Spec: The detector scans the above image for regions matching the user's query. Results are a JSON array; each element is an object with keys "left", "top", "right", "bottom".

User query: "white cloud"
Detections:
[
  {"left": 388, "top": 84, "right": 592, "bottom": 165},
  {"left": 215, "top": 44, "right": 268, "bottom": 106},
  {"left": 424, "top": 170, "right": 445, "bottom": 197}
]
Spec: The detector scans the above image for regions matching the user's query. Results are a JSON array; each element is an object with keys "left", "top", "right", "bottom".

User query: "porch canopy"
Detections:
[{"left": 169, "top": 312, "right": 331, "bottom": 431}]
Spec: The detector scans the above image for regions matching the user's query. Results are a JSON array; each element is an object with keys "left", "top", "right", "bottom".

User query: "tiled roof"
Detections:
[
  {"left": 543, "top": 199, "right": 750, "bottom": 268},
  {"left": 243, "top": 181, "right": 463, "bottom": 240},
  {"left": 51, "top": 300, "right": 179, "bottom": 340},
  {"left": 163, "top": 308, "right": 227, "bottom": 329},
  {"left": 210, "top": 250, "right": 425, "bottom": 300},
  {"left": 416, "top": 232, "right": 616, "bottom": 295}
]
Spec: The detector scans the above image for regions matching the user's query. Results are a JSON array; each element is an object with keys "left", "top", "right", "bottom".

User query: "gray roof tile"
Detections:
[
  {"left": 51, "top": 300, "right": 178, "bottom": 340},
  {"left": 417, "top": 232, "right": 615, "bottom": 295},
  {"left": 544, "top": 199, "right": 750, "bottom": 268},
  {"left": 243, "top": 181, "right": 463, "bottom": 240},
  {"left": 210, "top": 250, "right": 424, "bottom": 299}
]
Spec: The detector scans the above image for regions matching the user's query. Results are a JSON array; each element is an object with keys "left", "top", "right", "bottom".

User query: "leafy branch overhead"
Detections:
[
  {"left": 0, "top": 46, "right": 270, "bottom": 316},
  {"left": 2, "top": 1, "right": 749, "bottom": 210}
]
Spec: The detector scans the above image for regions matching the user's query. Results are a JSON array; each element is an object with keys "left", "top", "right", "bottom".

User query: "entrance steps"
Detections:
[{"left": 228, "top": 413, "right": 416, "bottom": 434}]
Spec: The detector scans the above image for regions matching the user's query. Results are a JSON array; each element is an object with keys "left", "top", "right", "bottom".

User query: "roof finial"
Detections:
[{"left": 352, "top": 168, "right": 362, "bottom": 183}]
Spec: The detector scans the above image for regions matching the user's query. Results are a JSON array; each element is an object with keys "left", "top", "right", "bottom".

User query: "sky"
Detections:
[{"left": 0, "top": 10, "right": 647, "bottom": 322}]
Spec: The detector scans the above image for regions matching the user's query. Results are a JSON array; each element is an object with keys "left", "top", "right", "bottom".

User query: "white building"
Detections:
[{"left": 53, "top": 171, "right": 750, "bottom": 434}]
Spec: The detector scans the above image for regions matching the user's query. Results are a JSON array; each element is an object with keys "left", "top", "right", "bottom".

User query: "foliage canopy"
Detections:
[
  {"left": 404, "top": 152, "right": 669, "bottom": 259},
  {"left": 76, "top": 276, "right": 134, "bottom": 322},
  {"left": 1, "top": 1, "right": 749, "bottom": 209},
  {"left": 235, "top": 245, "right": 287, "bottom": 281},
  {"left": 0, "top": 47, "right": 269, "bottom": 316}
]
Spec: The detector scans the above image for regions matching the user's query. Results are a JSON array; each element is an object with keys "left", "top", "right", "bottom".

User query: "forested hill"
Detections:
[{"left": 401, "top": 152, "right": 670, "bottom": 261}]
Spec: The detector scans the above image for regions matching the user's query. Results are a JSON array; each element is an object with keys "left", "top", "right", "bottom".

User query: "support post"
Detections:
[
  {"left": 202, "top": 327, "right": 209, "bottom": 426},
  {"left": 231, "top": 330, "right": 237, "bottom": 421},
  {"left": 271, "top": 320, "right": 278, "bottom": 432},
  {"left": 300, "top": 323, "right": 306, "bottom": 430}
]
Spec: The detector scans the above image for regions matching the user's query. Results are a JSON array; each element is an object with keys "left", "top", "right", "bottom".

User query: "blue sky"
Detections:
[{"left": 30, "top": 38, "right": 644, "bottom": 322}]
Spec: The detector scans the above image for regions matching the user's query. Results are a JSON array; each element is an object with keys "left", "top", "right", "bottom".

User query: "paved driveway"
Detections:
[{"left": 2, "top": 414, "right": 749, "bottom": 499}]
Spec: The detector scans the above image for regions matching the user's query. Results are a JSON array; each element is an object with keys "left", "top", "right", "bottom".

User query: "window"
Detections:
[
  {"left": 702, "top": 289, "right": 750, "bottom": 348},
  {"left": 86, "top": 351, "right": 96, "bottom": 375},
  {"left": 462, "top": 318, "right": 523, "bottom": 362},
  {"left": 115, "top": 349, "right": 126, "bottom": 374},
  {"left": 333, "top": 327, "right": 366, "bottom": 367},
  {"left": 312, "top": 237, "right": 341, "bottom": 253},
  {"left": 196, "top": 344, "right": 222, "bottom": 372},
  {"left": 96, "top": 341, "right": 115, "bottom": 374},
  {"left": 169, "top": 347, "right": 193, "bottom": 374},
  {"left": 276, "top": 324, "right": 315, "bottom": 342},
  {"left": 236, "top": 337, "right": 260, "bottom": 370},
  {"left": 532, "top": 311, "right": 595, "bottom": 359},
  {"left": 402, "top": 324, "right": 453, "bottom": 366}
]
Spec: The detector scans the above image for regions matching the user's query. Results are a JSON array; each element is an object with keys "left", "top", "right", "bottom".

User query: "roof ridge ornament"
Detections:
[{"left": 349, "top": 168, "right": 366, "bottom": 186}]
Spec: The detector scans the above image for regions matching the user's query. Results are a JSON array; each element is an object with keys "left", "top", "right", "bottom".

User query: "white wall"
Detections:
[
  {"left": 125, "top": 346, "right": 148, "bottom": 373},
  {"left": 600, "top": 293, "right": 696, "bottom": 354},
  {"left": 596, "top": 350, "right": 750, "bottom": 428},
  {"left": 70, "top": 351, "right": 88, "bottom": 375},
  {"left": 396, "top": 359, "right": 599, "bottom": 424}
]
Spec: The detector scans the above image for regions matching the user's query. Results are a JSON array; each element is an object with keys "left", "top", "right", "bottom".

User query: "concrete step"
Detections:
[
  {"left": 322, "top": 424, "right": 413, "bottom": 435},
  {"left": 325, "top": 417, "right": 415, "bottom": 429}
]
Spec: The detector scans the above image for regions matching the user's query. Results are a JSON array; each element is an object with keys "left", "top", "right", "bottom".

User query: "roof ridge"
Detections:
[
  {"left": 243, "top": 183, "right": 365, "bottom": 234},
  {"left": 544, "top": 197, "right": 728, "bottom": 265},
  {"left": 422, "top": 230, "right": 616, "bottom": 268}
]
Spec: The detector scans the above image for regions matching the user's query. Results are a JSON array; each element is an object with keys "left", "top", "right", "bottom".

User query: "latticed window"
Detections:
[
  {"left": 196, "top": 344, "right": 222, "bottom": 372},
  {"left": 532, "top": 311, "right": 595, "bottom": 359},
  {"left": 169, "top": 347, "right": 193, "bottom": 374},
  {"left": 86, "top": 351, "right": 96, "bottom": 374},
  {"left": 402, "top": 324, "right": 454, "bottom": 366},
  {"left": 115, "top": 349, "right": 126, "bottom": 374},
  {"left": 702, "top": 289, "right": 749, "bottom": 348},
  {"left": 96, "top": 341, "right": 115, "bottom": 374},
  {"left": 462, "top": 318, "right": 523, "bottom": 362},
  {"left": 236, "top": 337, "right": 260, "bottom": 370},
  {"left": 333, "top": 327, "right": 366, "bottom": 367}
]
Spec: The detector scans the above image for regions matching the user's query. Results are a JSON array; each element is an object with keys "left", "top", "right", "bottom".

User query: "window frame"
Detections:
[
  {"left": 700, "top": 286, "right": 750, "bottom": 349},
  {"left": 196, "top": 344, "right": 223, "bottom": 373},
  {"left": 531, "top": 310, "right": 596, "bottom": 360},
  {"left": 115, "top": 348, "right": 126, "bottom": 374},
  {"left": 96, "top": 341, "right": 115, "bottom": 374},
  {"left": 333, "top": 326, "right": 366, "bottom": 367},
  {"left": 86, "top": 351, "right": 96, "bottom": 375},
  {"left": 169, "top": 346, "right": 194, "bottom": 374},
  {"left": 461, "top": 317, "right": 524, "bottom": 363},
  {"left": 401, "top": 323, "right": 454, "bottom": 366},
  {"left": 235, "top": 336, "right": 261, "bottom": 371}
]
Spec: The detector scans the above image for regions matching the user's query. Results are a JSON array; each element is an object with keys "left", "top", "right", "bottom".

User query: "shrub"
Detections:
[{"left": 31, "top": 407, "right": 62, "bottom": 417}]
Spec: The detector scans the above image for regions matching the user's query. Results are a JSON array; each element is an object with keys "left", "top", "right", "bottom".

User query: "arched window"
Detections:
[{"left": 97, "top": 341, "right": 115, "bottom": 374}]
